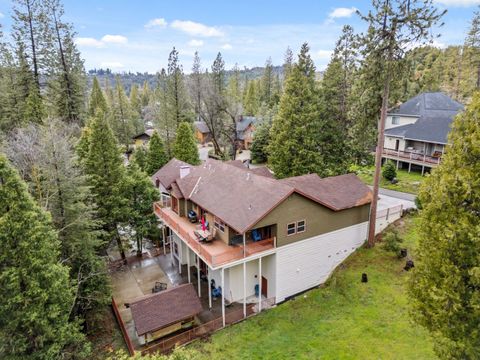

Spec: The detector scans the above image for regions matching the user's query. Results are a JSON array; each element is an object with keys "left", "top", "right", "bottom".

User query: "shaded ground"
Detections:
[
  {"left": 356, "top": 165, "right": 424, "bottom": 195},
  {"left": 184, "top": 215, "right": 436, "bottom": 360}
]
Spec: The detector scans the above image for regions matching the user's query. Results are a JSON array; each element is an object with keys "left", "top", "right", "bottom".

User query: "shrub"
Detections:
[
  {"left": 382, "top": 229, "right": 403, "bottom": 254},
  {"left": 382, "top": 160, "right": 397, "bottom": 181}
]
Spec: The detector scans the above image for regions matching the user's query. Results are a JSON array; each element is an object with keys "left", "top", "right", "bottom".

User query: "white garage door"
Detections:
[{"left": 275, "top": 222, "right": 368, "bottom": 302}]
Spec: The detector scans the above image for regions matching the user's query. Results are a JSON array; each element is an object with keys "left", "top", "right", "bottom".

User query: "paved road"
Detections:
[{"left": 368, "top": 186, "right": 416, "bottom": 202}]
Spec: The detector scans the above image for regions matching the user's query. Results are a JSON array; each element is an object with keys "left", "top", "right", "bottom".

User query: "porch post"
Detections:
[
  {"left": 258, "top": 257, "right": 262, "bottom": 312},
  {"left": 408, "top": 162, "right": 412, "bottom": 173},
  {"left": 396, "top": 160, "right": 399, "bottom": 170},
  {"left": 243, "top": 232, "right": 246, "bottom": 257},
  {"left": 170, "top": 229, "right": 174, "bottom": 262},
  {"left": 187, "top": 247, "right": 191, "bottom": 283},
  {"left": 243, "top": 261, "right": 247, "bottom": 318},
  {"left": 197, "top": 255, "right": 201, "bottom": 297},
  {"left": 421, "top": 165, "right": 425, "bottom": 176},
  {"left": 162, "top": 226, "right": 166, "bottom": 255},
  {"left": 221, "top": 267, "right": 225, "bottom": 327},
  {"left": 208, "top": 266, "right": 212, "bottom": 309},
  {"left": 178, "top": 241, "right": 182, "bottom": 274}
]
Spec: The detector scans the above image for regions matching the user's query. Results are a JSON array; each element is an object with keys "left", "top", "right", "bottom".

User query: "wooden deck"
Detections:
[
  {"left": 154, "top": 203, "right": 275, "bottom": 268},
  {"left": 382, "top": 148, "right": 441, "bottom": 167}
]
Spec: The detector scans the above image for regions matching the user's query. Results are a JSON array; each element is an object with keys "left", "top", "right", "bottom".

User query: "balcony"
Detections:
[
  {"left": 154, "top": 203, "right": 275, "bottom": 268},
  {"left": 382, "top": 148, "right": 442, "bottom": 166}
]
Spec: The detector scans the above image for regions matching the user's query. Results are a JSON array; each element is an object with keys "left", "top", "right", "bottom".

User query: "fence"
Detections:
[
  {"left": 383, "top": 148, "right": 441, "bottom": 165},
  {"left": 111, "top": 297, "right": 135, "bottom": 356},
  {"left": 141, "top": 299, "right": 273, "bottom": 356},
  {"left": 376, "top": 204, "right": 404, "bottom": 234}
]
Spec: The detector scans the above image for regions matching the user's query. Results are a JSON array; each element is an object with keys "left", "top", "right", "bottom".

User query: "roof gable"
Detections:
[{"left": 151, "top": 158, "right": 191, "bottom": 189}]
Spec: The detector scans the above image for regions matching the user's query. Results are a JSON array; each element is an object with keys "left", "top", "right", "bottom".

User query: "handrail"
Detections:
[{"left": 382, "top": 148, "right": 441, "bottom": 164}]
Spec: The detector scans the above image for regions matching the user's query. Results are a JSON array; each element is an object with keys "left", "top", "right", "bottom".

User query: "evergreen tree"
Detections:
[
  {"left": 211, "top": 52, "right": 225, "bottom": 94},
  {"left": 88, "top": 76, "right": 107, "bottom": 117},
  {"left": 111, "top": 75, "right": 133, "bottom": 147},
  {"left": 121, "top": 163, "right": 159, "bottom": 256},
  {"left": 166, "top": 47, "right": 190, "bottom": 127},
  {"left": 243, "top": 80, "right": 259, "bottom": 116},
  {"left": 131, "top": 146, "right": 148, "bottom": 172},
  {"left": 145, "top": 131, "right": 168, "bottom": 175},
  {"left": 261, "top": 57, "right": 274, "bottom": 106},
  {"left": 409, "top": 93, "right": 480, "bottom": 359},
  {"left": 81, "top": 110, "right": 128, "bottom": 260},
  {"left": 268, "top": 43, "right": 343, "bottom": 178},
  {"left": 155, "top": 68, "right": 175, "bottom": 156},
  {"left": 283, "top": 46, "right": 294, "bottom": 79},
  {"left": 173, "top": 122, "right": 200, "bottom": 165},
  {"left": 250, "top": 120, "right": 271, "bottom": 164},
  {"left": 465, "top": 8, "right": 480, "bottom": 89},
  {"left": 191, "top": 51, "right": 202, "bottom": 119},
  {"left": 140, "top": 80, "right": 151, "bottom": 107},
  {"left": 0, "top": 154, "right": 89, "bottom": 359}
]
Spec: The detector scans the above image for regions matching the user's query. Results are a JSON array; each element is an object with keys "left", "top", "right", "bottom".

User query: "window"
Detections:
[
  {"left": 287, "top": 223, "right": 296, "bottom": 236},
  {"left": 392, "top": 116, "right": 400, "bottom": 125},
  {"left": 297, "top": 220, "right": 306, "bottom": 233},
  {"left": 214, "top": 217, "right": 225, "bottom": 232}
]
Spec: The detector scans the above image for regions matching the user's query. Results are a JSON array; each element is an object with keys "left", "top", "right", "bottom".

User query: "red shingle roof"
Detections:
[
  {"left": 151, "top": 158, "right": 191, "bottom": 189},
  {"left": 130, "top": 284, "right": 202, "bottom": 336}
]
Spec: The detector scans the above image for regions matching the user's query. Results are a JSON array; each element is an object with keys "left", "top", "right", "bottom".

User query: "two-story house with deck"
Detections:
[
  {"left": 382, "top": 92, "right": 463, "bottom": 174},
  {"left": 152, "top": 158, "right": 372, "bottom": 326}
]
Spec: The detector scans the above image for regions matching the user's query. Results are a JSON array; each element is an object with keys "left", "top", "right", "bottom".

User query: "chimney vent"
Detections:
[{"left": 180, "top": 165, "right": 191, "bottom": 179}]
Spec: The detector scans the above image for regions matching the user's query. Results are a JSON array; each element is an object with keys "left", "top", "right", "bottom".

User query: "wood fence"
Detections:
[{"left": 111, "top": 297, "right": 136, "bottom": 356}]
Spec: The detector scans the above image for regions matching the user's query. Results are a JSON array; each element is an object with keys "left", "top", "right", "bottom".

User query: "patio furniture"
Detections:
[
  {"left": 194, "top": 229, "right": 213, "bottom": 242},
  {"left": 187, "top": 210, "right": 198, "bottom": 223},
  {"left": 152, "top": 282, "right": 168, "bottom": 293}
]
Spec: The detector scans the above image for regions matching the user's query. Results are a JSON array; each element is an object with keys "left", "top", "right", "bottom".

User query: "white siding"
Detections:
[
  {"left": 275, "top": 222, "right": 368, "bottom": 302},
  {"left": 261, "top": 255, "right": 276, "bottom": 299},
  {"left": 385, "top": 115, "right": 417, "bottom": 129},
  {"left": 226, "top": 261, "right": 261, "bottom": 303},
  {"left": 383, "top": 136, "right": 406, "bottom": 152}
]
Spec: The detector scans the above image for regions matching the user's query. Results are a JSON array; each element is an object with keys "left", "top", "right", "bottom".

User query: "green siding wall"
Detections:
[{"left": 253, "top": 193, "right": 370, "bottom": 247}]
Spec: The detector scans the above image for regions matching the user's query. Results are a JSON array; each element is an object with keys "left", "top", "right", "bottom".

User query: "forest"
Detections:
[{"left": 0, "top": 0, "right": 480, "bottom": 359}]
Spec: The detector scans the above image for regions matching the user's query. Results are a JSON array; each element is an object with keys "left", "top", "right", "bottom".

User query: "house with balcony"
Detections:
[
  {"left": 152, "top": 158, "right": 372, "bottom": 326},
  {"left": 382, "top": 92, "right": 463, "bottom": 174}
]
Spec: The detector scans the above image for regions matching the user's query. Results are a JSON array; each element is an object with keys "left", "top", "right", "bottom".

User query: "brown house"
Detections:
[{"left": 152, "top": 159, "right": 372, "bottom": 325}]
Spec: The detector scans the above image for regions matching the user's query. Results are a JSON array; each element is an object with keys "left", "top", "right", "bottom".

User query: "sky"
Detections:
[{"left": 0, "top": 0, "right": 479, "bottom": 73}]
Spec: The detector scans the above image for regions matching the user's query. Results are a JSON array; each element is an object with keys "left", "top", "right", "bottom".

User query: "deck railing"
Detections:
[
  {"left": 154, "top": 203, "right": 274, "bottom": 267},
  {"left": 382, "top": 148, "right": 441, "bottom": 165}
]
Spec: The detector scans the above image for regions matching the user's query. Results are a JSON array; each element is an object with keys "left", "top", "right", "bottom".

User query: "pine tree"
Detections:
[
  {"left": 0, "top": 154, "right": 89, "bottom": 359},
  {"left": 261, "top": 57, "right": 274, "bottom": 106},
  {"left": 243, "top": 80, "right": 259, "bottom": 116},
  {"left": 173, "top": 122, "right": 200, "bottom": 165},
  {"left": 121, "top": 163, "right": 159, "bottom": 256},
  {"left": 155, "top": 68, "right": 175, "bottom": 156},
  {"left": 211, "top": 52, "right": 225, "bottom": 94},
  {"left": 81, "top": 110, "right": 128, "bottom": 260},
  {"left": 268, "top": 43, "right": 323, "bottom": 178},
  {"left": 465, "top": 8, "right": 480, "bottom": 89},
  {"left": 283, "top": 46, "right": 294, "bottom": 79},
  {"left": 88, "top": 76, "right": 107, "bottom": 117},
  {"left": 131, "top": 146, "right": 148, "bottom": 172},
  {"left": 166, "top": 47, "right": 190, "bottom": 127},
  {"left": 250, "top": 120, "right": 271, "bottom": 164},
  {"left": 111, "top": 75, "right": 133, "bottom": 147},
  {"left": 409, "top": 93, "right": 480, "bottom": 359},
  {"left": 191, "top": 51, "right": 202, "bottom": 119},
  {"left": 140, "top": 80, "right": 151, "bottom": 107},
  {"left": 145, "top": 131, "right": 168, "bottom": 175}
]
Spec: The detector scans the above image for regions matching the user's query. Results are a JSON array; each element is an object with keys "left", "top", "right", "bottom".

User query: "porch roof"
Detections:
[{"left": 129, "top": 283, "right": 202, "bottom": 336}]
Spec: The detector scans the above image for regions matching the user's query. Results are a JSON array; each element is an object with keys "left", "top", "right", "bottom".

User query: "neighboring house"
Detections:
[
  {"left": 132, "top": 128, "right": 155, "bottom": 148},
  {"left": 152, "top": 158, "right": 372, "bottom": 325},
  {"left": 194, "top": 121, "right": 212, "bottom": 145},
  {"left": 382, "top": 92, "right": 463, "bottom": 174},
  {"left": 194, "top": 116, "right": 258, "bottom": 149}
]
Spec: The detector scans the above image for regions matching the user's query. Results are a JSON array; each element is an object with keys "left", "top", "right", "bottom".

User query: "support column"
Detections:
[
  {"left": 221, "top": 267, "right": 225, "bottom": 327},
  {"left": 178, "top": 242, "right": 182, "bottom": 274},
  {"left": 197, "top": 256, "right": 201, "bottom": 297},
  {"left": 258, "top": 257, "right": 262, "bottom": 312},
  {"left": 242, "top": 232, "right": 246, "bottom": 257},
  {"left": 187, "top": 247, "right": 191, "bottom": 283},
  {"left": 170, "top": 230, "right": 174, "bottom": 262},
  {"left": 162, "top": 226, "right": 166, "bottom": 255},
  {"left": 408, "top": 162, "right": 412, "bottom": 173},
  {"left": 421, "top": 165, "right": 425, "bottom": 176},
  {"left": 243, "top": 261, "right": 247, "bottom": 318},
  {"left": 396, "top": 160, "right": 399, "bottom": 170},
  {"left": 208, "top": 266, "right": 212, "bottom": 309}
]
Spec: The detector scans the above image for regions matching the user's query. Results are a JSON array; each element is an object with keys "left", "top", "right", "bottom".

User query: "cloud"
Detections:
[
  {"left": 315, "top": 50, "right": 333, "bottom": 60},
  {"left": 145, "top": 18, "right": 167, "bottom": 28},
  {"left": 75, "top": 37, "right": 104, "bottom": 48},
  {"left": 100, "top": 61, "right": 124, "bottom": 69},
  {"left": 188, "top": 39, "right": 204, "bottom": 47},
  {"left": 171, "top": 20, "right": 223, "bottom": 37},
  {"left": 434, "top": 0, "right": 480, "bottom": 6},
  {"left": 0, "top": 12, "right": 4, "bottom": 18},
  {"left": 329, "top": 7, "right": 358, "bottom": 18},
  {"left": 221, "top": 43, "right": 232, "bottom": 50},
  {"left": 101, "top": 34, "right": 128, "bottom": 44}
]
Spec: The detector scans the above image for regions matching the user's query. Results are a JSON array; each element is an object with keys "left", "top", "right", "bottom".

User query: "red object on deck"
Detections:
[{"left": 201, "top": 217, "right": 206, "bottom": 231}]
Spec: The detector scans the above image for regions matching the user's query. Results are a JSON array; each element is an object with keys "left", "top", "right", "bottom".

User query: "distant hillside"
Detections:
[{"left": 87, "top": 66, "right": 322, "bottom": 94}]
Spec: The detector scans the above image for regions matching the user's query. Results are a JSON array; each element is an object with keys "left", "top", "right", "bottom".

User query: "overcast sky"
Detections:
[{"left": 0, "top": 0, "right": 479, "bottom": 73}]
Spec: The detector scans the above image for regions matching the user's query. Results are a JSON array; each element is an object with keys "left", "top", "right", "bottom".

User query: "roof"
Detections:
[
  {"left": 171, "top": 159, "right": 371, "bottom": 233},
  {"left": 132, "top": 128, "right": 155, "bottom": 139},
  {"left": 225, "top": 160, "right": 274, "bottom": 179},
  {"left": 194, "top": 121, "right": 210, "bottom": 134},
  {"left": 151, "top": 158, "right": 191, "bottom": 189},
  {"left": 386, "top": 92, "right": 463, "bottom": 144},
  {"left": 130, "top": 284, "right": 202, "bottom": 336},
  {"left": 236, "top": 116, "right": 257, "bottom": 132},
  {"left": 280, "top": 173, "right": 373, "bottom": 211},
  {"left": 389, "top": 92, "right": 463, "bottom": 117},
  {"left": 175, "top": 159, "right": 294, "bottom": 233}
]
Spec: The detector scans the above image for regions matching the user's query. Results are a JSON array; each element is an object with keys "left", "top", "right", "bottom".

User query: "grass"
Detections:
[
  {"left": 354, "top": 165, "right": 424, "bottom": 195},
  {"left": 184, "top": 215, "right": 435, "bottom": 360}
]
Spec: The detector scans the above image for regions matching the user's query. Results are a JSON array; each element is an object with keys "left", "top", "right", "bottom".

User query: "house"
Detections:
[
  {"left": 129, "top": 283, "right": 202, "bottom": 344},
  {"left": 132, "top": 128, "right": 155, "bottom": 148},
  {"left": 194, "top": 116, "right": 258, "bottom": 149},
  {"left": 152, "top": 158, "right": 372, "bottom": 326},
  {"left": 382, "top": 92, "right": 463, "bottom": 174},
  {"left": 226, "top": 159, "right": 275, "bottom": 179},
  {"left": 194, "top": 121, "right": 211, "bottom": 145}
]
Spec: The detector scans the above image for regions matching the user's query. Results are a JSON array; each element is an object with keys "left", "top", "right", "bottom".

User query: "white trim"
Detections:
[{"left": 296, "top": 220, "right": 306, "bottom": 233}]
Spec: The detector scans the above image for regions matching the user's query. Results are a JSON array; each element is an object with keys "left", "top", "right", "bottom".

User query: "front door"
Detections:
[{"left": 261, "top": 276, "right": 268, "bottom": 298}]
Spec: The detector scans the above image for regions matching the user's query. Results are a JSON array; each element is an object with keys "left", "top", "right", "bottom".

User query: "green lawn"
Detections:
[
  {"left": 354, "top": 165, "right": 424, "bottom": 195},
  {"left": 185, "top": 216, "right": 435, "bottom": 360}
]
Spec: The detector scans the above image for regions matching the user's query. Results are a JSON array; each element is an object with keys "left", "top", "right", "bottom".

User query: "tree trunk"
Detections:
[
  {"left": 26, "top": 0, "right": 40, "bottom": 89},
  {"left": 367, "top": 64, "right": 392, "bottom": 248}
]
